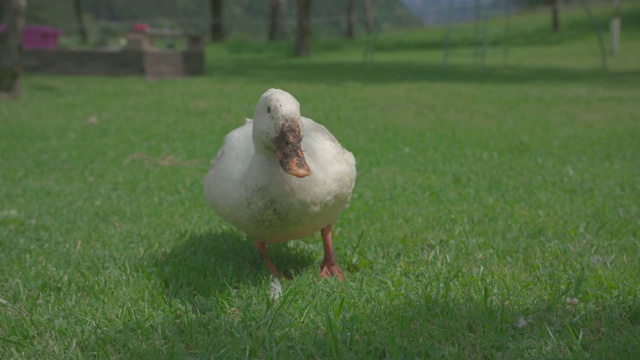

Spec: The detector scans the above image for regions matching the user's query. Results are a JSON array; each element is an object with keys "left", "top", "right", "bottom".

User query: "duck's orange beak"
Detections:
[{"left": 276, "top": 122, "right": 311, "bottom": 178}]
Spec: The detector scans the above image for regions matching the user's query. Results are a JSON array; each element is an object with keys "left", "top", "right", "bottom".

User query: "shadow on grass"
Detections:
[
  {"left": 211, "top": 58, "right": 640, "bottom": 87},
  {"left": 22, "top": 77, "right": 63, "bottom": 94},
  {"left": 155, "top": 229, "right": 316, "bottom": 299}
]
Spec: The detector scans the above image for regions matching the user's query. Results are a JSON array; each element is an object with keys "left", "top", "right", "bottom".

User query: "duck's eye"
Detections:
[{"left": 267, "top": 106, "right": 271, "bottom": 114}]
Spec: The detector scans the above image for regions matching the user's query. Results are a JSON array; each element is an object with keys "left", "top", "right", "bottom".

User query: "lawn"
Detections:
[{"left": 1, "top": 4, "right": 640, "bottom": 359}]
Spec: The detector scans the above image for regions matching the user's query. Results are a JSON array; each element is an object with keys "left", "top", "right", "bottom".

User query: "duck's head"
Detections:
[{"left": 253, "top": 89, "right": 311, "bottom": 178}]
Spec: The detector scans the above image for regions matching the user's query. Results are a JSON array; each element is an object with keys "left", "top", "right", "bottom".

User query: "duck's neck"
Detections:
[{"left": 252, "top": 131, "right": 277, "bottom": 156}]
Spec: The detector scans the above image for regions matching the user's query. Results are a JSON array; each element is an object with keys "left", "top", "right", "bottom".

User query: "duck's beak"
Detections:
[{"left": 276, "top": 122, "right": 311, "bottom": 178}]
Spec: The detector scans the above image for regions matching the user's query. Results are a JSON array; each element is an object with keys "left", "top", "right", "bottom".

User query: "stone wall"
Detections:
[
  {"left": 144, "top": 50, "right": 205, "bottom": 79},
  {"left": 22, "top": 48, "right": 204, "bottom": 78}
]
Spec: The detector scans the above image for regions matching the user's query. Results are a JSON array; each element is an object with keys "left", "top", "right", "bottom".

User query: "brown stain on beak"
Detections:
[{"left": 276, "top": 122, "right": 311, "bottom": 178}]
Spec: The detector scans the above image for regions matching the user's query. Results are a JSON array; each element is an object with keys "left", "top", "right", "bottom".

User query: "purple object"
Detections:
[{"left": 0, "top": 24, "right": 63, "bottom": 49}]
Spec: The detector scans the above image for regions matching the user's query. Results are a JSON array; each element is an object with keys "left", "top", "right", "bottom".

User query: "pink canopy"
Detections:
[{"left": 0, "top": 24, "right": 63, "bottom": 50}]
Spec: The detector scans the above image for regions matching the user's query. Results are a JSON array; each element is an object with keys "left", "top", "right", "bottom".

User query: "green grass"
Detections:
[{"left": 2, "top": 4, "right": 640, "bottom": 359}]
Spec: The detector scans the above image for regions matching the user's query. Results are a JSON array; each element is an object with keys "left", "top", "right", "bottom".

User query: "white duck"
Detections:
[{"left": 204, "top": 89, "right": 356, "bottom": 280}]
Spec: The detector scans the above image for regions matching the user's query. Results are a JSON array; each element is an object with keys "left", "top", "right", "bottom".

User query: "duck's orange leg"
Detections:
[{"left": 255, "top": 239, "right": 289, "bottom": 279}]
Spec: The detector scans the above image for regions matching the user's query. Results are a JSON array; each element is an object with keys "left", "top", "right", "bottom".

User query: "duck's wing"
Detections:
[
  {"left": 301, "top": 117, "right": 355, "bottom": 164},
  {"left": 301, "top": 117, "right": 342, "bottom": 149},
  {"left": 300, "top": 116, "right": 356, "bottom": 195},
  {"left": 204, "top": 119, "right": 254, "bottom": 211},
  {"left": 209, "top": 119, "right": 253, "bottom": 171}
]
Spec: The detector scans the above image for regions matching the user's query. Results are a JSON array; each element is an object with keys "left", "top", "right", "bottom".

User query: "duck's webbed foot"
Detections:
[{"left": 320, "top": 225, "right": 344, "bottom": 281}]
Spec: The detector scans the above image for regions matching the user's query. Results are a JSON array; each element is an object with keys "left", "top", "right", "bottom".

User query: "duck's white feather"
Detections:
[{"left": 204, "top": 116, "right": 356, "bottom": 244}]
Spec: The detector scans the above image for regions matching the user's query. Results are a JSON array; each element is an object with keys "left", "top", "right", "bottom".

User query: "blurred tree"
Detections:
[
  {"left": 295, "top": 0, "right": 311, "bottom": 56},
  {"left": 0, "top": 0, "right": 5, "bottom": 23},
  {"left": 363, "top": 0, "right": 373, "bottom": 34},
  {"left": 0, "top": 0, "right": 26, "bottom": 99},
  {"left": 474, "top": 0, "right": 480, "bottom": 33},
  {"left": 211, "top": 0, "right": 225, "bottom": 42},
  {"left": 15, "top": 0, "right": 413, "bottom": 41},
  {"left": 550, "top": 0, "right": 560, "bottom": 33},
  {"left": 268, "top": 0, "right": 287, "bottom": 41},
  {"left": 74, "top": 0, "right": 88, "bottom": 44},
  {"left": 346, "top": 0, "right": 355, "bottom": 39}
]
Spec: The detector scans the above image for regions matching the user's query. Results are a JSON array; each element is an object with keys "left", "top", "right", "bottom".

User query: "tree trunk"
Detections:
[
  {"left": 0, "top": 0, "right": 5, "bottom": 23},
  {"left": 551, "top": 0, "right": 560, "bottom": 33},
  {"left": 346, "top": 0, "right": 355, "bottom": 39},
  {"left": 210, "top": 0, "right": 225, "bottom": 42},
  {"left": 295, "top": 0, "right": 311, "bottom": 57},
  {"left": 268, "top": 0, "right": 287, "bottom": 41},
  {"left": 74, "top": 0, "right": 88, "bottom": 45},
  {"left": 363, "top": 0, "right": 373, "bottom": 34},
  {"left": 0, "top": 0, "right": 26, "bottom": 99},
  {"left": 474, "top": 0, "right": 480, "bottom": 33}
]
